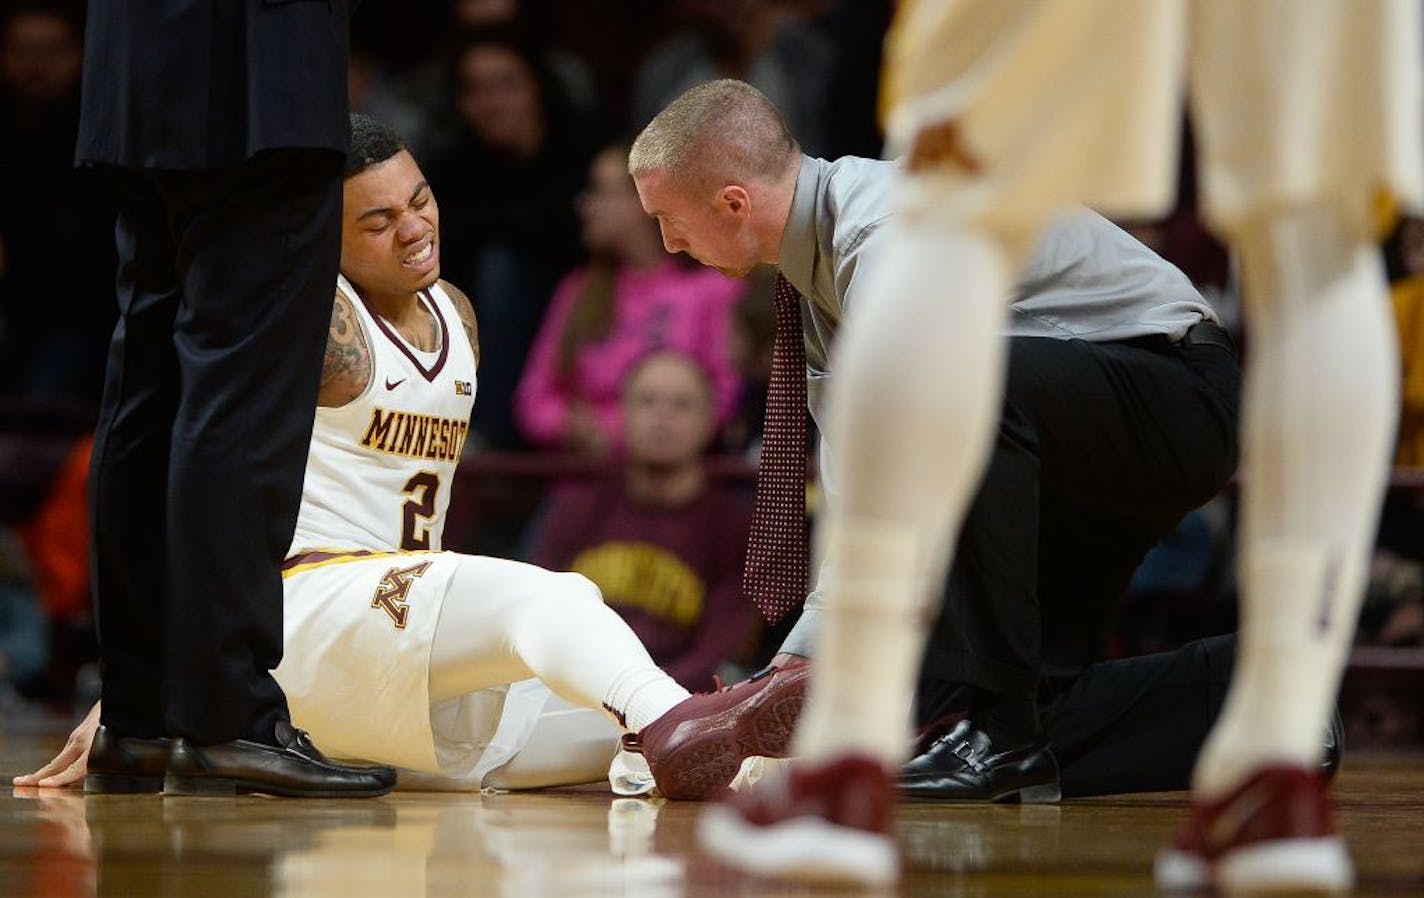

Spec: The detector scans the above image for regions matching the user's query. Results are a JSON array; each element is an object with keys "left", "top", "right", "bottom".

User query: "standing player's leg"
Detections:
[
  {"left": 1157, "top": 205, "right": 1393, "bottom": 893},
  {"left": 804, "top": 205, "right": 1017, "bottom": 754},
  {"left": 784, "top": 199, "right": 1013, "bottom": 870},
  {"left": 1158, "top": 1, "right": 1424, "bottom": 892},
  {"left": 1202, "top": 203, "right": 1393, "bottom": 784},
  {"left": 697, "top": 0, "right": 1183, "bottom": 886},
  {"left": 698, "top": 167, "right": 1013, "bottom": 891}
]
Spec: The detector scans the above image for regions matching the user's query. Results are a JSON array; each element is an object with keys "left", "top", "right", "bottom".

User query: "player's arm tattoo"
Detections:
[
  {"left": 441, "top": 280, "right": 480, "bottom": 367},
  {"left": 318, "top": 290, "right": 372, "bottom": 408}
]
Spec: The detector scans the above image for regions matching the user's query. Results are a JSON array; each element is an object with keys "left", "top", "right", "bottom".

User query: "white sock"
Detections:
[
  {"left": 603, "top": 667, "right": 690, "bottom": 734},
  {"left": 793, "top": 515, "right": 937, "bottom": 762},
  {"left": 1194, "top": 201, "right": 1395, "bottom": 796},
  {"left": 792, "top": 209, "right": 1012, "bottom": 765}
]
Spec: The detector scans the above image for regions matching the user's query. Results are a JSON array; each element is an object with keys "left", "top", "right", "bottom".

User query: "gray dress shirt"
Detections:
[{"left": 775, "top": 154, "right": 1218, "bottom": 656}]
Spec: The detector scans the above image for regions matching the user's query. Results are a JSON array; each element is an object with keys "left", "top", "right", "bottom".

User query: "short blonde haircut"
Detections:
[{"left": 629, "top": 79, "right": 799, "bottom": 192}]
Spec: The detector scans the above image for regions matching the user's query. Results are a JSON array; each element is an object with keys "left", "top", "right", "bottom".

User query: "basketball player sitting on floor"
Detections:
[{"left": 16, "top": 114, "right": 806, "bottom": 799}]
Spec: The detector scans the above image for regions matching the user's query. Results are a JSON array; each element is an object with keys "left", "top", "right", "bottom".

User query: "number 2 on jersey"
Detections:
[{"left": 400, "top": 471, "right": 440, "bottom": 550}]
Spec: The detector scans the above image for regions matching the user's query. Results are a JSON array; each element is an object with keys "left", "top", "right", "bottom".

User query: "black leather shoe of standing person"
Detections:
[
  {"left": 163, "top": 720, "right": 396, "bottom": 798},
  {"left": 85, "top": 725, "right": 172, "bottom": 794},
  {"left": 900, "top": 719, "right": 1061, "bottom": 802}
]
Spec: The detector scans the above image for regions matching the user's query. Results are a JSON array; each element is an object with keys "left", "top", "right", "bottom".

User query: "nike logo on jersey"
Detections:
[{"left": 385, "top": 377, "right": 406, "bottom": 390}]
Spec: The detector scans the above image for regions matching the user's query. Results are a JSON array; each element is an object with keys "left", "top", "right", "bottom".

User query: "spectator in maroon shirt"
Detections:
[{"left": 530, "top": 349, "right": 754, "bottom": 690}]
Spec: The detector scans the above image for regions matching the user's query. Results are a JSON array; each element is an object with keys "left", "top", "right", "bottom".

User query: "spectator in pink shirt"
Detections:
[{"left": 515, "top": 142, "right": 744, "bottom": 457}]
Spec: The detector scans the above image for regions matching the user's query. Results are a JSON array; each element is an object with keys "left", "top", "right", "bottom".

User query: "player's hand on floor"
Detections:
[{"left": 13, "top": 701, "right": 101, "bottom": 788}]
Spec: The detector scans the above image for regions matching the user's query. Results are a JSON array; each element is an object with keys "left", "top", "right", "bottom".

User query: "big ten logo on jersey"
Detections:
[
  {"left": 454, "top": 379, "right": 473, "bottom": 396},
  {"left": 371, "top": 559, "right": 433, "bottom": 629}
]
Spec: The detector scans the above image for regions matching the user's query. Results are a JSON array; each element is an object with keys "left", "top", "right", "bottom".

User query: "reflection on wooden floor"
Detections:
[{"left": 2, "top": 729, "right": 1422, "bottom": 897}]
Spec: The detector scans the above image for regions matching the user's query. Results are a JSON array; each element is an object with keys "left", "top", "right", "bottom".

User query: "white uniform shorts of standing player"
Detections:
[{"left": 698, "top": 1, "right": 1423, "bottom": 892}]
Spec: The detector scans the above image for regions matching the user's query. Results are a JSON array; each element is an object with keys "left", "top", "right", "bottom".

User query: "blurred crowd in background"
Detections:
[{"left": 0, "top": 0, "right": 1420, "bottom": 747}]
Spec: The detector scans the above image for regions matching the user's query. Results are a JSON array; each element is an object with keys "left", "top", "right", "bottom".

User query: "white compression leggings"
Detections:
[
  {"left": 426, "top": 556, "right": 688, "bottom": 733},
  {"left": 1193, "top": 199, "right": 1397, "bottom": 795},
  {"left": 793, "top": 211, "right": 1014, "bottom": 763}
]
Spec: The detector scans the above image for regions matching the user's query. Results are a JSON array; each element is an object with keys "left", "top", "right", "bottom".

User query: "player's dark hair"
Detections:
[{"left": 345, "top": 114, "right": 407, "bottom": 178}]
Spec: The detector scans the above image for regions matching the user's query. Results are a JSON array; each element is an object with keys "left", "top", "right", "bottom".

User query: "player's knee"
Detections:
[
  {"left": 1234, "top": 199, "right": 1380, "bottom": 308},
  {"left": 552, "top": 572, "right": 605, "bottom": 608},
  {"left": 518, "top": 570, "right": 605, "bottom": 623}
]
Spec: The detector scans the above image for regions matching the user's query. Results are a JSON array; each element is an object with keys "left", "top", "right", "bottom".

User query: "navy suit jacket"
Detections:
[{"left": 76, "top": 0, "right": 351, "bottom": 170}]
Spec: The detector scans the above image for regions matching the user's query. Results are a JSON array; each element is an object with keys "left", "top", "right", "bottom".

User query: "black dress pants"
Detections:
[
  {"left": 913, "top": 633, "right": 1240, "bottom": 796},
  {"left": 915, "top": 331, "right": 1241, "bottom": 789},
  {"left": 1042, "top": 632, "right": 1236, "bottom": 797},
  {"left": 90, "top": 150, "right": 343, "bottom": 744}
]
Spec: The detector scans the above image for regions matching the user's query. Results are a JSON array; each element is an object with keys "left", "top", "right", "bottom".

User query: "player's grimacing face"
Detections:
[
  {"left": 633, "top": 169, "right": 760, "bottom": 278},
  {"left": 341, "top": 150, "right": 441, "bottom": 295}
]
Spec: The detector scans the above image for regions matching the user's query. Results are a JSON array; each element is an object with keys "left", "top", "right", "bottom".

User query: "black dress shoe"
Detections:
[
  {"left": 164, "top": 720, "right": 396, "bottom": 798},
  {"left": 85, "top": 725, "right": 172, "bottom": 794},
  {"left": 900, "top": 719, "right": 1060, "bottom": 802}
]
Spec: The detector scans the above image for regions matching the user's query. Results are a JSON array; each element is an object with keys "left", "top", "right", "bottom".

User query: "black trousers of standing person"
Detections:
[
  {"left": 914, "top": 326, "right": 1242, "bottom": 793},
  {"left": 90, "top": 149, "right": 344, "bottom": 746}
]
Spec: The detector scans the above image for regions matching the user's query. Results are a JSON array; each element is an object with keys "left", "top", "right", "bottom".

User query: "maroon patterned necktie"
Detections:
[{"left": 744, "top": 275, "right": 809, "bottom": 623}]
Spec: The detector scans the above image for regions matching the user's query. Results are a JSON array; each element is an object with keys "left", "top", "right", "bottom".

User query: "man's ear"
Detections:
[{"left": 721, "top": 184, "right": 751, "bottom": 217}]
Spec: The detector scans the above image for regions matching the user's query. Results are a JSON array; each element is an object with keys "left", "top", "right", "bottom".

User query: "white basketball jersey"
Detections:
[{"left": 290, "top": 274, "right": 477, "bottom": 554}]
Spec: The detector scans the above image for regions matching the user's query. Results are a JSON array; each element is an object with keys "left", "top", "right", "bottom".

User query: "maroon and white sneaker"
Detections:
[
  {"left": 1155, "top": 764, "right": 1352, "bottom": 894},
  {"left": 698, "top": 754, "right": 898, "bottom": 886},
  {"left": 624, "top": 662, "right": 811, "bottom": 800}
]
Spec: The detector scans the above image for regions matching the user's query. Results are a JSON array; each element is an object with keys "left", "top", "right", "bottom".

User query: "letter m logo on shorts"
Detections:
[{"left": 371, "top": 560, "right": 433, "bottom": 629}]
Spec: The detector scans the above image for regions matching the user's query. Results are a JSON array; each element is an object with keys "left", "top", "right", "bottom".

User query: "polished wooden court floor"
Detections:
[{"left": 2, "top": 721, "right": 1422, "bottom": 897}]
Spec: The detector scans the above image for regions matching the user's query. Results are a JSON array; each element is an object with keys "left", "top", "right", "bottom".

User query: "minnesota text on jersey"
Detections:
[{"left": 359, "top": 407, "right": 471, "bottom": 462}]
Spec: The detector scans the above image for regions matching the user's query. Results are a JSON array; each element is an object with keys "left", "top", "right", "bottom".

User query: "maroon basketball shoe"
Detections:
[
  {"left": 1154, "top": 764, "right": 1352, "bottom": 894},
  {"left": 698, "top": 754, "right": 898, "bottom": 886},
  {"left": 625, "top": 662, "right": 811, "bottom": 801}
]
